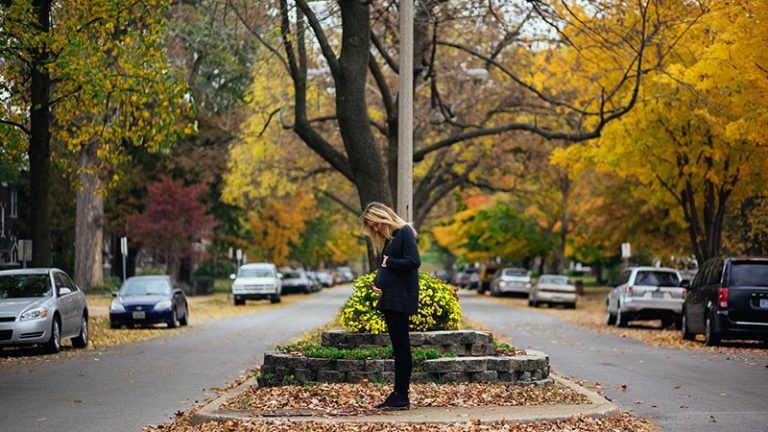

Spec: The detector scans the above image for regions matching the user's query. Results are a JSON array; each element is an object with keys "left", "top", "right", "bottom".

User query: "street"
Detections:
[
  {"left": 0, "top": 287, "right": 352, "bottom": 432},
  {"left": 460, "top": 290, "right": 768, "bottom": 432},
  {"left": 2, "top": 287, "right": 767, "bottom": 432}
]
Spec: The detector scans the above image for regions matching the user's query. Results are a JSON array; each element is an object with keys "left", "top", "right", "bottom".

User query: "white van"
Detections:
[{"left": 230, "top": 263, "right": 282, "bottom": 305}]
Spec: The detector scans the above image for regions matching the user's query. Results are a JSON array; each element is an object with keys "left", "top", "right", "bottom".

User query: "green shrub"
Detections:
[{"left": 339, "top": 272, "right": 461, "bottom": 334}]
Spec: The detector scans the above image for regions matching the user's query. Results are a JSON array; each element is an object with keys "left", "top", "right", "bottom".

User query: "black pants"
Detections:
[{"left": 383, "top": 309, "right": 412, "bottom": 395}]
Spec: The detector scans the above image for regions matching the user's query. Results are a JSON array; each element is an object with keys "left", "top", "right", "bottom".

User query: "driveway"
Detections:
[
  {"left": 0, "top": 286, "right": 352, "bottom": 432},
  {"left": 460, "top": 290, "right": 768, "bottom": 432}
]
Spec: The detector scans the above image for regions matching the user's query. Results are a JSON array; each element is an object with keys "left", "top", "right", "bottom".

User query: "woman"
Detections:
[{"left": 360, "top": 202, "right": 421, "bottom": 410}]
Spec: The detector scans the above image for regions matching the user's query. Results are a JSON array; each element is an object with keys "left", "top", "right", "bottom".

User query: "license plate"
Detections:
[
  {"left": 760, "top": 299, "right": 768, "bottom": 308},
  {"left": 652, "top": 291, "right": 664, "bottom": 299},
  {"left": 132, "top": 311, "right": 146, "bottom": 319}
]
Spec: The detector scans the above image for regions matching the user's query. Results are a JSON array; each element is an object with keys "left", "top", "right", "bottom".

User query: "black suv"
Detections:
[{"left": 681, "top": 257, "right": 768, "bottom": 345}]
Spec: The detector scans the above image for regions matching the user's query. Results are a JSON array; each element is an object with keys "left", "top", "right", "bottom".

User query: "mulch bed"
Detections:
[
  {"left": 222, "top": 382, "right": 590, "bottom": 417},
  {"left": 146, "top": 412, "right": 656, "bottom": 432}
]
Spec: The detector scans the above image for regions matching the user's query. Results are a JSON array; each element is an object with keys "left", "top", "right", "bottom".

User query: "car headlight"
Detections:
[
  {"left": 499, "top": 281, "right": 507, "bottom": 287},
  {"left": 110, "top": 301, "right": 125, "bottom": 312},
  {"left": 20, "top": 307, "right": 48, "bottom": 321},
  {"left": 154, "top": 300, "right": 173, "bottom": 310},
  {"left": 526, "top": 282, "right": 532, "bottom": 289}
]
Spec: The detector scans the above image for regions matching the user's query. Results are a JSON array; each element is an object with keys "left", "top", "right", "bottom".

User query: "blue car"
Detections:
[{"left": 109, "top": 276, "right": 188, "bottom": 329}]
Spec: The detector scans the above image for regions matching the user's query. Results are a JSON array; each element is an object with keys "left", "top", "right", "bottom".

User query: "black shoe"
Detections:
[{"left": 374, "top": 392, "right": 410, "bottom": 410}]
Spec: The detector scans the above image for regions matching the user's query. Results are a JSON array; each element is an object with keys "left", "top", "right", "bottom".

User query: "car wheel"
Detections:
[
  {"left": 72, "top": 315, "right": 89, "bottom": 348},
  {"left": 44, "top": 317, "right": 62, "bottom": 354},
  {"left": 567, "top": 303, "right": 577, "bottom": 310},
  {"left": 616, "top": 305, "right": 629, "bottom": 327},
  {"left": 704, "top": 310, "right": 721, "bottom": 346},
  {"left": 179, "top": 305, "right": 189, "bottom": 326},
  {"left": 110, "top": 322, "right": 120, "bottom": 329},
  {"left": 605, "top": 302, "right": 616, "bottom": 325},
  {"left": 681, "top": 311, "right": 694, "bottom": 340},
  {"left": 168, "top": 308, "right": 179, "bottom": 329},
  {"left": 270, "top": 293, "right": 281, "bottom": 304},
  {"left": 234, "top": 297, "right": 245, "bottom": 306}
]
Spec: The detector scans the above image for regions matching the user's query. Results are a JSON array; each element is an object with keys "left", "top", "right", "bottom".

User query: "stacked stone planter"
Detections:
[{"left": 259, "top": 330, "right": 551, "bottom": 387}]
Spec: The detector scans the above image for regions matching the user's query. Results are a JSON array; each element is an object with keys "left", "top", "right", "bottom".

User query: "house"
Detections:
[{"left": 0, "top": 182, "right": 22, "bottom": 268}]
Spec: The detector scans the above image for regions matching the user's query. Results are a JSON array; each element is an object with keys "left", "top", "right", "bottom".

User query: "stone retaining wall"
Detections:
[
  {"left": 259, "top": 329, "right": 551, "bottom": 387},
  {"left": 321, "top": 329, "right": 496, "bottom": 356}
]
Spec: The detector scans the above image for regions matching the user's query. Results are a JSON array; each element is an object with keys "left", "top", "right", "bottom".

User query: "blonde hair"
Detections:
[{"left": 360, "top": 202, "right": 417, "bottom": 253}]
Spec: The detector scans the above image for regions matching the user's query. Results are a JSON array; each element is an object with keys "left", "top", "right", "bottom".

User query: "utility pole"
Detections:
[{"left": 397, "top": 0, "right": 414, "bottom": 222}]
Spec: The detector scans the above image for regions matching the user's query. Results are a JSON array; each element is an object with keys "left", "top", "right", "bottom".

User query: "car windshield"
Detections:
[
  {"left": 239, "top": 268, "right": 273, "bottom": 278},
  {"left": 729, "top": 263, "right": 768, "bottom": 287},
  {"left": 120, "top": 279, "right": 171, "bottom": 296},
  {"left": 634, "top": 271, "right": 679, "bottom": 286},
  {"left": 539, "top": 276, "right": 569, "bottom": 285},
  {"left": 0, "top": 274, "right": 52, "bottom": 299},
  {"left": 284, "top": 272, "right": 302, "bottom": 279},
  {"left": 503, "top": 269, "right": 527, "bottom": 277},
  {"left": 317, "top": 272, "right": 330, "bottom": 278}
]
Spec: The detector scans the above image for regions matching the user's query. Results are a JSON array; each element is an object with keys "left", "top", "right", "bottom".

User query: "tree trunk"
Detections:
[
  {"left": 557, "top": 174, "right": 571, "bottom": 274},
  {"left": 74, "top": 142, "right": 104, "bottom": 290},
  {"left": 336, "top": 1, "right": 392, "bottom": 210},
  {"left": 28, "top": 0, "right": 53, "bottom": 267}
]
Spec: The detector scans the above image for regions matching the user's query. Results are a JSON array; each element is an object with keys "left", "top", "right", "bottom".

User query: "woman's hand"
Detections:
[
  {"left": 381, "top": 255, "right": 389, "bottom": 268},
  {"left": 372, "top": 284, "right": 382, "bottom": 295}
]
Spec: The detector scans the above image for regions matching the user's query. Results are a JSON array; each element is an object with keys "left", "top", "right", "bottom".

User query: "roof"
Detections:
[
  {"left": 126, "top": 275, "right": 170, "bottom": 280},
  {"left": 0, "top": 268, "right": 55, "bottom": 276},
  {"left": 628, "top": 267, "right": 679, "bottom": 272},
  {"left": 240, "top": 263, "right": 275, "bottom": 268}
]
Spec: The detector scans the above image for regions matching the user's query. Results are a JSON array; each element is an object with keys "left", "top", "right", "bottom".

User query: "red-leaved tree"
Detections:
[{"left": 128, "top": 176, "right": 216, "bottom": 280}]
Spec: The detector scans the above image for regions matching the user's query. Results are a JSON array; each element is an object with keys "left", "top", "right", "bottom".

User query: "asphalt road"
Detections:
[
  {"left": 0, "top": 286, "right": 352, "bottom": 432},
  {"left": 460, "top": 290, "right": 768, "bottom": 432}
]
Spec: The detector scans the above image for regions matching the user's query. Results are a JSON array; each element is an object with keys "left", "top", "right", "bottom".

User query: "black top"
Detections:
[{"left": 373, "top": 226, "right": 421, "bottom": 315}]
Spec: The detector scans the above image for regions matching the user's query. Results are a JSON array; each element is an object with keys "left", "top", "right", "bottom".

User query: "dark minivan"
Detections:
[{"left": 681, "top": 257, "right": 768, "bottom": 345}]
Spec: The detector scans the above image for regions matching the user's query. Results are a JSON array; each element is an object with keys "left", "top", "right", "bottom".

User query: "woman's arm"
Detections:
[{"left": 385, "top": 226, "right": 421, "bottom": 270}]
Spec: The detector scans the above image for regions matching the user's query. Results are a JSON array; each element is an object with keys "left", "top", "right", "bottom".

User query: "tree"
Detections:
[
  {"left": 127, "top": 177, "right": 216, "bottom": 280},
  {"left": 1, "top": 0, "right": 189, "bottom": 278},
  {"left": 229, "top": 0, "right": 688, "bottom": 223},
  {"left": 554, "top": 0, "right": 768, "bottom": 264}
]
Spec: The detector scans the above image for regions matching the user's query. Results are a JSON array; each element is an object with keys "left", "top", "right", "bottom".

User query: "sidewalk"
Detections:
[{"left": 190, "top": 373, "right": 619, "bottom": 426}]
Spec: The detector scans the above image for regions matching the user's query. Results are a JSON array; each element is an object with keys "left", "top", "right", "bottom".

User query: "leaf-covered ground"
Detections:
[
  {"left": 483, "top": 288, "right": 768, "bottom": 367},
  {"left": 145, "top": 412, "right": 656, "bottom": 432},
  {"left": 223, "top": 382, "right": 589, "bottom": 415}
]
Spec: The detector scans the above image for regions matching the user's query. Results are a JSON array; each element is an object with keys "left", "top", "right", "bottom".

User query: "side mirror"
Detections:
[
  {"left": 680, "top": 280, "right": 690, "bottom": 289},
  {"left": 229, "top": 273, "right": 236, "bottom": 281},
  {"left": 112, "top": 291, "right": 119, "bottom": 297},
  {"left": 58, "top": 287, "right": 72, "bottom": 296}
]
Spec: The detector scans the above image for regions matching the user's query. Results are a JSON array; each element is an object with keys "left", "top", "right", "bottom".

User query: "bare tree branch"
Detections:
[
  {"left": 296, "top": 0, "right": 341, "bottom": 78},
  {"left": 0, "top": 118, "right": 30, "bottom": 136}
]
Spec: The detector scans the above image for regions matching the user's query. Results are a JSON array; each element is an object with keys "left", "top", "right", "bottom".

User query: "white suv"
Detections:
[
  {"left": 606, "top": 267, "right": 685, "bottom": 328},
  {"left": 230, "top": 263, "right": 282, "bottom": 305}
]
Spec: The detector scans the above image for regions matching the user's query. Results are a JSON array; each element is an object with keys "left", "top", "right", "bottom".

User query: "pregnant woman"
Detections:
[{"left": 360, "top": 202, "right": 421, "bottom": 410}]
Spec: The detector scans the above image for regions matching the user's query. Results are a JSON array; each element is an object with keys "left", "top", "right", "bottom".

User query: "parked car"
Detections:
[
  {"left": 315, "top": 271, "right": 334, "bottom": 288},
  {"left": 0, "top": 268, "right": 89, "bottom": 353},
  {"left": 305, "top": 271, "right": 323, "bottom": 291},
  {"left": 489, "top": 267, "right": 531, "bottom": 296},
  {"left": 334, "top": 266, "right": 355, "bottom": 284},
  {"left": 454, "top": 267, "right": 479, "bottom": 290},
  {"left": 681, "top": 257, "right": 768, "bottom": 346},
  {"left": 110, "top": 275, "right": 188, "bottom": 328},
  {"left": 606, "top": 267, "right": 685, "bottom": 328},
  {"left": 479, "top": 262, "right": 504, "bottom": 294},
  {"left": 281, "top": 268, "right": 317, "bottom": 294},
  {"left": 529, "top": 275, "right": 577, "bottom": 308},
  {"left": 230, "top": 263, "right": 282, "bottom": 305}
]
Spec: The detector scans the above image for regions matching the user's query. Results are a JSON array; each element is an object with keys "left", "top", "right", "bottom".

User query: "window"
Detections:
[
  {"left": 634, "top": 271, "right": 680, "bottom": 286},
  {"left": 10, "top": 188, "right": 17, "bottom": 218},
  {"left": 728, "top": 262, "right": 768, "bottom": 287},
  {"left": 54, "top": 273, "right": 73, "bottom": 295}
]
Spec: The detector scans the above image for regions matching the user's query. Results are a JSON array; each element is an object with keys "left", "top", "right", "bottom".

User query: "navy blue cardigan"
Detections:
[{"left": 373, "top": 225, "right": 421, "bottom": 315}]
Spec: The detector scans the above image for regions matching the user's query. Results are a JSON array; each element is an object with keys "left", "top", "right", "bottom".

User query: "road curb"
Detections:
[{"left": 190, "top": 372, "right": 620, "bottom": 425}]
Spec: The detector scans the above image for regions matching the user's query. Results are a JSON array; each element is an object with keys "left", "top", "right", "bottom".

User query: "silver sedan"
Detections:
[{"left": 0, "top": 268, "right": 89, "bottom": 353}]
